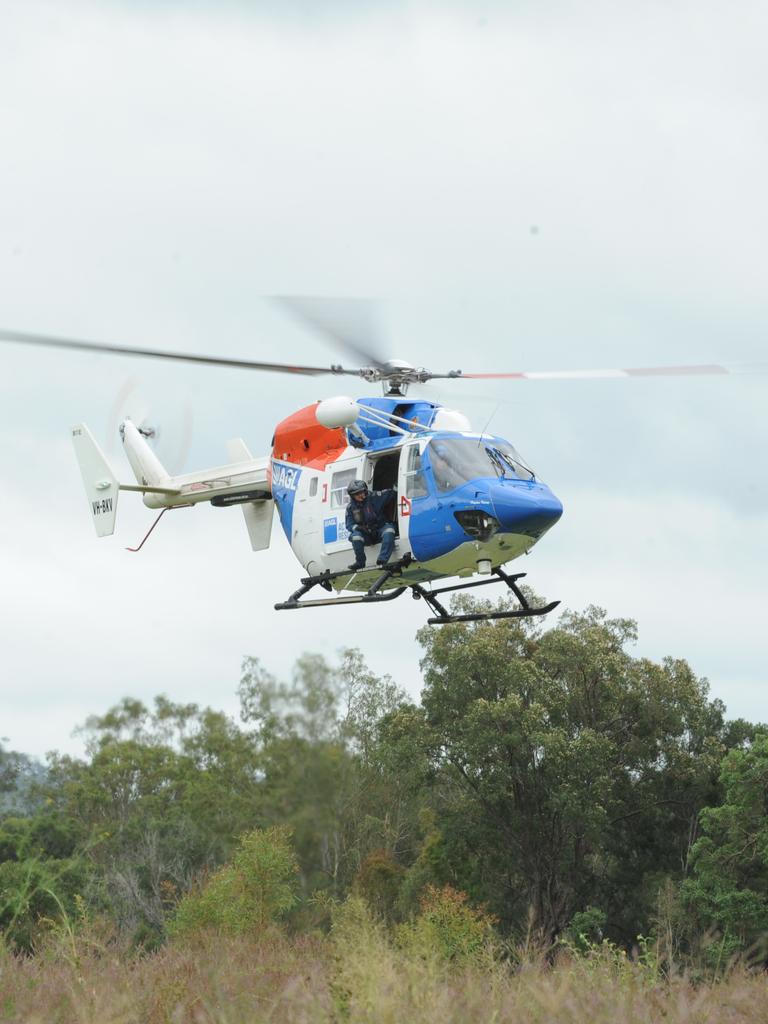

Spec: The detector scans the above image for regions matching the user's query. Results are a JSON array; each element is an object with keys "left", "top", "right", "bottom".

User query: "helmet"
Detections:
[{"left": 347, "top": 479, "right": 368, "bottom": 497}]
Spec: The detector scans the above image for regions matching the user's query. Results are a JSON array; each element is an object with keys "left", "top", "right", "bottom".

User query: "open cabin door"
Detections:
[{"left": 398, "top": 440, "right": 428, "bottom": 558}]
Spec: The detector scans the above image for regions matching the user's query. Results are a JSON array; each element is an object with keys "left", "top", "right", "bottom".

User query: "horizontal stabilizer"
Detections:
[
  {"left": 227, "top": 437, "right": 273, "bottom": 551},
  {"left": 71, "top": 424, "right": 119, "bottom": 537}
]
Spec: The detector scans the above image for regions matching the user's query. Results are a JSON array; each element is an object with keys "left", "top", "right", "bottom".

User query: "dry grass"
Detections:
[
  {"left": 0, "top": 931, "right": 330, "bottom": 1024},
  {"left": 1, "top": 925, "right": 766, "bottom": 1024}
]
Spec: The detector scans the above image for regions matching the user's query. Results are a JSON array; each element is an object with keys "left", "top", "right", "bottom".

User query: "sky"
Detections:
[{"left": 0, "top": 0, "right": 766, "bottom": 758}]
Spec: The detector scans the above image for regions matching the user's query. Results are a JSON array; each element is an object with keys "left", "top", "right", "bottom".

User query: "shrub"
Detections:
[
  {"left": 168, "top": 826, "right": 298, "bottom": 940},
  {"left": 353, "top": 849, "right": 404, "bottom": 922},
  {"left": 396, "top": 884, "right": 497, "bottom": 966},
  {"left": 0, "top": 856, "right": 88, "bottom": 953},
  {"left": 566, "top": 906, "right": 606, "bottom": 953}
]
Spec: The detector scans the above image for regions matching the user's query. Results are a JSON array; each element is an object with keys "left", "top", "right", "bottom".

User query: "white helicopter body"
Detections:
[
  {"left": 71, "top": 392, "right": 564, "bottom": 622},
  {"left": 3, "top": 304, "right": 746, "bottom": 623}
]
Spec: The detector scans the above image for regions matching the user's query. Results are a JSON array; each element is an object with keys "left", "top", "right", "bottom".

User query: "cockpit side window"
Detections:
[
  {"left": 428, "top": 440, "right": 493, "bottom": 493},
  {"left": 404, "top": 445, "right": 428, "bottom": 498}
]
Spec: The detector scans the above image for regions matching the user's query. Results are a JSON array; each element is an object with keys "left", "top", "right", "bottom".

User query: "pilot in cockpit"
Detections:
[{"left": 429, "top": 443, "right": 460, "bottom": 492}]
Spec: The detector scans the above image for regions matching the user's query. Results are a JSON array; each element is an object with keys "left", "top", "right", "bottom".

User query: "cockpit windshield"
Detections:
[
  {"left": 427, "top": 438, "right": 535, "bottom": 493},
  {"left": 488, "top": 441, "right": 535, "bottom": 483}
]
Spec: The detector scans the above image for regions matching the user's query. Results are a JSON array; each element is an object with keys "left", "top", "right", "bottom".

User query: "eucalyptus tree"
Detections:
[{"left": 381, "top": 598, "right": 750, "bottom": 943}]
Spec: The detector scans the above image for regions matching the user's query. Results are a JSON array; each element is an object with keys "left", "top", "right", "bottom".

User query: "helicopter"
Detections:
[{"left": 0, "top": 303, "right": 752, "bottom": 626}]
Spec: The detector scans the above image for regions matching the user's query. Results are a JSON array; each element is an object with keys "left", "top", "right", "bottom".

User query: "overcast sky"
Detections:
[{"left": 1, "top": 0, "right": 766, "bottom": 758}]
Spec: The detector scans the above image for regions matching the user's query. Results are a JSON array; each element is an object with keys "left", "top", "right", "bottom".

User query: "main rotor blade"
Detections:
[
  {"left": 459, "top": 363, "right": 768, "bottom": 381},
  {"left": 271, "top": 296, "right": 386, "bottom": 369},
  {"left": 0, "top": 329, "right": 360, "bottom": 376}
]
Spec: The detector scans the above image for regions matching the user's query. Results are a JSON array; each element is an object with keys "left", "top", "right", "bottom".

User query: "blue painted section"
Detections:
[
  {"left": 349, "top": 397, "right": 438, "bottom": 451},
  {"left": 489, "top": 481, "right": 563, "bottom": 537},
  {"left": 407, "top": 487, "right": 478, "bottom": 562},
  {"left": 407, "top": 443, "right": 563, "bottom": 562},
  {"left": 270, "top": 420, "right": 564, "bottom": 564},
  {"left": 271, "top": 460, "right": 302, "bottom": 541}
]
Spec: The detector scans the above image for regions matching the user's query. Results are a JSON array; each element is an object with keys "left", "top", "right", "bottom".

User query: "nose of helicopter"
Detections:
[{"left": 491, "top": 483, "right": 563, "bottom": 538}]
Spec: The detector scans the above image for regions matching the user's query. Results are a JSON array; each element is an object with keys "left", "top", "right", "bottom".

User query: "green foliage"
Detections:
[
  {"left": 353, "top": 849, "right": 404, "bottom": 922},
  {"left": 396, "top": 884, "right": 497, "bottom": 966},
  {"left": 168, "top": 826, "right": 298, "bottom": 939},
  {"left": 238, "top": 650, "right": 413, "bottom": 900},
  {"left": 330, "top": 892, "right": 388, "bottom": 959},
  {"left": 683, "top": 734, "right": 768, "bottom": 960},
  {"left": 0, "top": 812, "right": 89, "bottom": 952},
  {"left": 566, "top": 906, "right": 606, "bottom": 952},
  {"left": 1, "top": 650, "right": 413, "bottom": 946},
  {"left": 2, "top": 620, "right": 763, "bottom": 974},
  {"left": 381, "top": 601, "right": 745, "bottom": 946},
  {"left": 45, "top": 695, "right": 266, "bottom": 933}
]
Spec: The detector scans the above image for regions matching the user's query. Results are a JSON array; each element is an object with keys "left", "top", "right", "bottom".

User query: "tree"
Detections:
[
  {"left": 31, "top": 649, "right": 413, "bottom": 939},
  {"left": 381, "top": 600, "right": 746, "bottom": 944},
  {"left": 0, "top": 742, "right": 43, "bottom": 816},
  {"left": 683, "top": 734, "right": 768, "bottom": 959},
  {"left": 238, "top": 650, "right": 413, "bottom": 897},
  {"left": 45, "top": 696, "right": 264, "bottom": 936}
]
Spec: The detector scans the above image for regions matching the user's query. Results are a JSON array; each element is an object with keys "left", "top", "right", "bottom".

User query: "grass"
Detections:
[{"left": 1, "top": 922, "right": 767, "bottom": 1024}]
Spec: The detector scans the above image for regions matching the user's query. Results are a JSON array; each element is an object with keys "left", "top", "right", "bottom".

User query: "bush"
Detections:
[
  {"left": 396, "top": 884, "right": 497, "bottom": 966},
  {"left": 353, "top": 849, "right": 404, "bottom": 922},
  {"left": 0, "top": 856, "right": 89, "bottom": 953},
  {"left": 168, "top": 826, "right": 298, "bottom": 940},
  {"left": 566, "top": 906, "right": 606, "bottom": 953}
]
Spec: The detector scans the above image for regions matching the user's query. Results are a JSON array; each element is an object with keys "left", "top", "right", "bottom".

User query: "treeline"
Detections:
[{"left": 2, "top": 600, "right": 767, "bottom": 967}]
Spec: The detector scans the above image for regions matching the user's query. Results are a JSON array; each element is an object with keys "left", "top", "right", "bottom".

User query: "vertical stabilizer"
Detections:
[
  {"left": 71, "top": 424, "right": 119, "bottom": 537},
  {"left": 225, "top": 438, "right": 254, "bottom": 462},
  {"left": 226, "top": 438, "right": 274, "bottom": 551}
]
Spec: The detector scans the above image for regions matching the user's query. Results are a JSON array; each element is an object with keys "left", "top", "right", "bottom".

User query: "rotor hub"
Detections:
[{"left": 357, "top": 358, "right": 442, "bottom": 395}]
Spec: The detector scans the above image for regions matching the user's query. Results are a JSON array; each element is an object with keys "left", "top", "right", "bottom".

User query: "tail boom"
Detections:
[
  {"left": 120, "top": 417, "right": 270, "bottom": 509},
  {"left": 72, "top": 420, "right": 273, "bottom": 549}
]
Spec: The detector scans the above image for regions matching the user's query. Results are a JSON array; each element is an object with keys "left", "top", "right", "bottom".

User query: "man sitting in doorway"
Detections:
[{"left": 345, "top": 479, "right": 397, "bottom": 570}]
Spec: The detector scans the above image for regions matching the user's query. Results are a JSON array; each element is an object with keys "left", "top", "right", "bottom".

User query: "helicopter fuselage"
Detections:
[
  {"left": 71, "top": 393, "right": 562, "bottom": 616},
  {"left": 269, "top": 397, "right": 563, "bottom": 592}
]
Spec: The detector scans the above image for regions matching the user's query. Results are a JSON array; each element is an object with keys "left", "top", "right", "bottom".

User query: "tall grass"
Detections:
[{"left": 1, "top": 901, "right": 767, "bottom": 1023}]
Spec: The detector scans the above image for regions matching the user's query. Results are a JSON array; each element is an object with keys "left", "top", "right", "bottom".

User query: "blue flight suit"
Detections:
[{"left": 345, "top": 489, "right": 397, "bottom": 568}]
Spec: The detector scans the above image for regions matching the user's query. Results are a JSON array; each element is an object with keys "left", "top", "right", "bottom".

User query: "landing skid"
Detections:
[{"left": 274, "top": 558, "right": 560, "bottom": 625}]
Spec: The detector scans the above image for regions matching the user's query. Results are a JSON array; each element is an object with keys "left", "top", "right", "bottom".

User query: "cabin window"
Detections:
[
  {"left": 309, "top": 477, "right": 318, "bottom": 496},
  {"left": 330, "top": 468, "right": 358, "bottom": 508},
  {"left": 404, "top": 445, "right": 428, "bottom": 498}
]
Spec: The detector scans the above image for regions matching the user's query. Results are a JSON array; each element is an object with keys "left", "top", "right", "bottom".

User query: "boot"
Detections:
[{"left": 349, "top": 538, "right": 366, "bottom": 570}]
